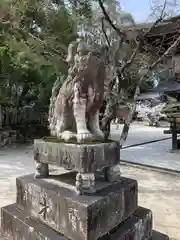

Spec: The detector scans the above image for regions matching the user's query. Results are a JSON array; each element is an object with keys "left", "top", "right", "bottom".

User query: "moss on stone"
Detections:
[{"left": 42, "top": 136, "right": 114, "bottom": 145}]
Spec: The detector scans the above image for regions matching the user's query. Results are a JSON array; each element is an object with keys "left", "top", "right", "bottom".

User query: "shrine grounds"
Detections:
[
  {"left": 0, "top": 124, "right": 179, "bottom": 239},
  {"left": 122, "top": 164, "right": 180, "bottom": 240}
]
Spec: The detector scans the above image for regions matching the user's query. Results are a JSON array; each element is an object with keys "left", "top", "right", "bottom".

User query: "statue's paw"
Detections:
[
  {"left": 49, "top": 123, "right": 55, "bottom": 131},
  {"left": 60, "top": 131, "right": 76, "bottom": 142},
  {"left": 56, "top": 120, "right": 65, "bottom": 133},
  {"left": 56, "top": 125, "right": 63, "bottom": 134},
  {"left": 76, "top": 131, "right": 94, "bottom": 143},
  {"left": 50, "top": 130, "right": 57, "bottom": 137},
  {"left": 93, "top": 130, "right": 105, "bottom": 140}
]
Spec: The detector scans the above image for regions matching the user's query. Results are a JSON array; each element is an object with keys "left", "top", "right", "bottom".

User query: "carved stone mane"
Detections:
[{"left": 49, "top": 40, "right": 106, "bottom": 143}]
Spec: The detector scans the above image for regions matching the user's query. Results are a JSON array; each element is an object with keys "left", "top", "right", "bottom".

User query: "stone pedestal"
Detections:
[
  {"left": 15, "top": 174, "right": 137, "bottom": 240},
  {"left": 34, "top": 138, "right": 121, "bottom": 194},
  {"left": 1, "top": 138, "right": 169, "bottom": 240},
  {"left": 1, "top": 204, "right": 168, "bottom": 240},
  {"left": 1, "top": 204, "right": 153, "bottom": 240},
  {"left": 34, "top": 138, "right": 120, "bottom": 173}
]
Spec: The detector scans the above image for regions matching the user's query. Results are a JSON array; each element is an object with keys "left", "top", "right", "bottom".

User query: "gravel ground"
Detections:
[
  {"left": 0, "top": 144, "right": 179, "bottom": 239},
  {"left": 121, "top": 164, "right": 180, "bottom": 240}
]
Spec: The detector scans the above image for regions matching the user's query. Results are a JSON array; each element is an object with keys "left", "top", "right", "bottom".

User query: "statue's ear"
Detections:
[{"left": 66, "top": 42, "right": 78, "bottom": 63}]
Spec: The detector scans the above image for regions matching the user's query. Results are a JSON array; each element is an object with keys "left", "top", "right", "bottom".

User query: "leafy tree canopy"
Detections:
[{"left": 0, "top": 0, "right": 76, "bottom": 108}]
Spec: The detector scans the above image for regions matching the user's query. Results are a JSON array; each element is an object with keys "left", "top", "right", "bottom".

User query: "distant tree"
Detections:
[{"left": 0, "top": 0, "right": 76, "bottom": 125}]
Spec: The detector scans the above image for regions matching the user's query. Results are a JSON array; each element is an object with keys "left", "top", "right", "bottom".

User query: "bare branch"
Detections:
[
  {"left": 118, "top": 4, "right": 166, "bottom": 75},
  {"left": 101, "top": 18, "right": 111, "bottom": 47},
  {"left": 117, "top": 0, "right": 169, "bottom": 145},
  {"left": 98, "top": 0, "right": 125, "bottom": 39},
  {"left": 143, "top": 1, "right": 166, "bottom": 39},
  {"left": 140, "top": 34, "right": 180, "bottom": 84}
]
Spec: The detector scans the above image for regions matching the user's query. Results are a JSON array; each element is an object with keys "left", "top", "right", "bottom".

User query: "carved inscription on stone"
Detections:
[
  {"left": 68, "top": 208, "right": 80, "bottom": 232},
  {"left": 62, "top": 149, "right": 74, "bottom": 169},
  {"left": 27, "top": 185, "right": 37, "bottom": 209},
  {"left": 38, "top": 196, "right": 50, "bottom": 220},
  {"left": 22, "top": 188, "right": 28, "bottom": 203},
  {"left": 34, "top": 139, "right": 120, "bottom": 175}
]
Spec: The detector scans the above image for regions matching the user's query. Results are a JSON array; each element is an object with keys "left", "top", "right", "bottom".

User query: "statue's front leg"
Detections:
[
  {"left": 55, "top": 98, "right": 69, "bottom": 138},
  {"left": 49, "top": 115, "right": 58, "bottom": 137},
  {"left": 56, "top": 117, "right": 66, "bottom": 138},
  {"left": 73, "top": 83, "right": 93, "bottom": 143},
  {"left": 89, "top": 110, "right": 104, "bottom": 140}
]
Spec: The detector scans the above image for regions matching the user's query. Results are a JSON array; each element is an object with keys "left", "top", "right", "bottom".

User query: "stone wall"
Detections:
[{"left": 0, "top": 129, "right": 17, "bottom": 147}]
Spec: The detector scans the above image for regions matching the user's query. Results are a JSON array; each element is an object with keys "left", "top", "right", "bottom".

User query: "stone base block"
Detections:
[
  {"left": 110, "top": 206, "right": 153, "bottom": 240},
  {"left": 34, "top": 138, "right": 120, "bottom": 173},
  {"left": 16, "top": 174, "right": 138, "bottom": 240},
  {"left": 1, "top": 204, "right": 168, "bottom": 240},
  {"left": 152, "top": 231, "right": 169, "bottom": 240},
  {"left": 1, "top": 203, "right": 66, "bottom": 240}
]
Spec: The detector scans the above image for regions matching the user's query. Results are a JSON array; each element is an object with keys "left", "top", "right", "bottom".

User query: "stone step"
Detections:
[
  {"left": 152, "top": 231, "right": 169, "bottom": 240},
  {"left": 16, "top": 173, "right": 138, "bottom": 240},
  {"left": 1, "top": 203, "right": 66, "bottom": 240},
  {"left": 1, "top": 204, "right": 155, "bottom": 240},
  {"left": 0, "top": 129, "right": 16, "bottom": 146}
]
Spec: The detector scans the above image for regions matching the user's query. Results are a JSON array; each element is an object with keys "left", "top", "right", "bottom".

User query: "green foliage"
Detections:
[{"left": 0, "top": 0, "right": 76, "bottom": 120}]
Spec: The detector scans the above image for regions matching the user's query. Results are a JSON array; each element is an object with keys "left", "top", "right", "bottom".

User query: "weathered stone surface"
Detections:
[
  {"left": 2, "top": 204, "right": 166, "bottom": 240},
  {"left": 102, "top": 206, "right": 153, "bottom": 240},
  {"left": 1, "top": 203, "right": 67, "bottom": 240},
  {"left": 132, "top": 206, "right": 153, "bottom": 239},
  {"left": 34, "top": 138, "right": 120, "bottom": 173},
  {"left": 49, "top": 41, "right": 106, "bottom": 143},
  {"left": 152, "top": 231, "right": 169, "bottom": 240},
  {"left": 16, "top": 174, "right": 137, "bottom": 240}
]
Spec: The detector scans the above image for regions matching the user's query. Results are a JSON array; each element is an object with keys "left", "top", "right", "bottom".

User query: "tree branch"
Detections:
[
  {"left": 120, "top": 0, "right": 167, "bottom": 74},
  {"left": 98, "top": 0, "right": 168, "bottom": 144},
  {"left": 140, "top": 33, "right": 180, "bottom": 85},
  {"left": 10, "top": 26, "right": 67, "bottom": 63},
  {"left": 98, "top": 0, "right": 125, "bottom": 39},
  {"left": 101, "top": 18, "right": 111, "bottom": 47}
]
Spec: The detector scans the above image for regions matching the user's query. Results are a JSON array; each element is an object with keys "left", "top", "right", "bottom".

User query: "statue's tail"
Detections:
[
  {"left": 119, "top": 103, "right": 136, "bottom": 147},
  {"left": 119, "top": 87, "right": 140, "bottom": 148},
  {"left": 48, "top": 76, "right": 65, "bottom": 135}
]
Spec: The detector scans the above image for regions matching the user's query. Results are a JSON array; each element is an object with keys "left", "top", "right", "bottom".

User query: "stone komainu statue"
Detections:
[{"left": 49, "top": 41, "right": 106, "bottom": 143}]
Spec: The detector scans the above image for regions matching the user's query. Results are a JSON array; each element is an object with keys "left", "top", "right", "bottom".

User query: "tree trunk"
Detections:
[{"left": 0, "top": 105, "right": 2, "bottom": 129}]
